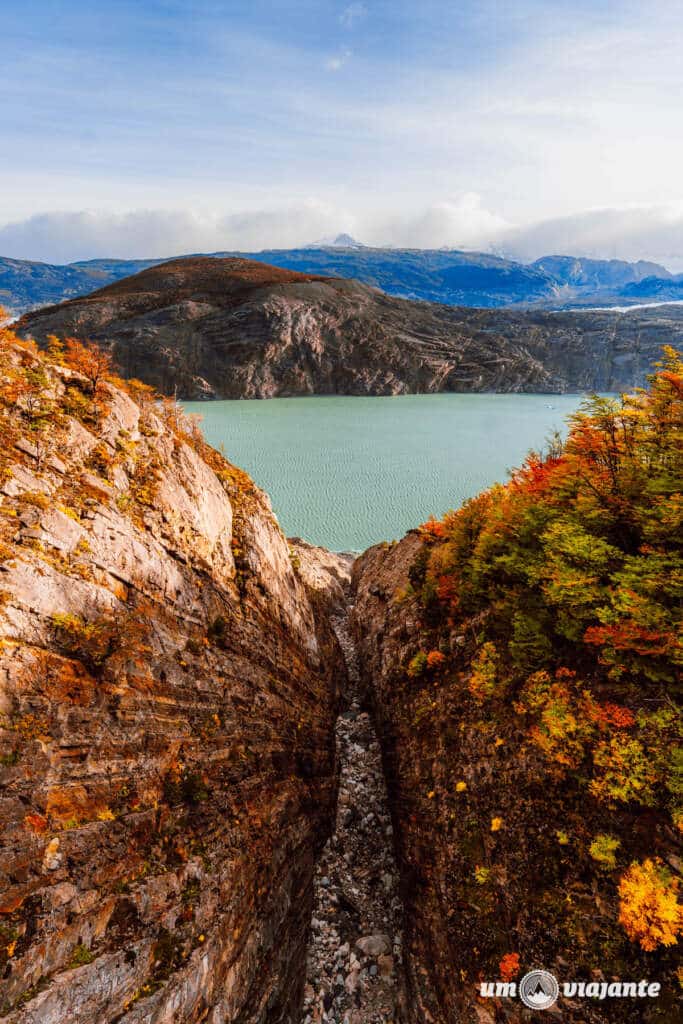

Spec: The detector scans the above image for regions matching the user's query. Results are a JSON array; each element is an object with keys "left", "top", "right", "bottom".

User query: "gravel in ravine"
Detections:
[{"left": 301, "top": 609, "right": 404, "bottom": 1024}]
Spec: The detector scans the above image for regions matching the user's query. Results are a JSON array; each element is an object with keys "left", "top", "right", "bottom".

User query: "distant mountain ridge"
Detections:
[
  {"left": 530, "top": 254, "right": 670, "bottom": 289},
  {"left": 2, "top": 246, "right": 681, "bottom": 315}
]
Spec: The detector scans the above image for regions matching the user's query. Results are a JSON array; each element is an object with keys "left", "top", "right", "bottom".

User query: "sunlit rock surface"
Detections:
[{"left": 0, "top": 338, "right": 346, "bottom": 1023}]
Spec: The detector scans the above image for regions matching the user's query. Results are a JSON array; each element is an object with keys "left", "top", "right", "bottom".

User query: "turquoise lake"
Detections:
[{"left": 183, "top": 393, "right": 590, "bottom": 552}]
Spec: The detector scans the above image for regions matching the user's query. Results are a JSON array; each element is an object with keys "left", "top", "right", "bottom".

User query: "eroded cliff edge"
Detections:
[
  {"left": 350, "top": 354, "right": 682, "bottom": 1023},
  {"left": 0, "top": 333, "right": 347, "bottom": 1023}
]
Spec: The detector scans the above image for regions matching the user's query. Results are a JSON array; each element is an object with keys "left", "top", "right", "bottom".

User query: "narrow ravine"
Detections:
[{"left": 300, "top": 606, "right": 404, "bottom": 1024}]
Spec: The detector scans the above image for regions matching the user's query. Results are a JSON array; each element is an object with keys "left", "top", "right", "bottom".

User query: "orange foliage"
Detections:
[
  {"left": 618, "top": 858, "right": 682, "bottom": 951},
  {"left": 420, "top": 516, "right": 447, "bottom": 539},
  {"left": 63, "top": 337, "right": 114, "bottom": 395},
  {"left": 426, "top": 650, "right": 446, "bottom": 670},
  {"left": 584, "top": 621, "right": 677, "bottom": 660},
  {"left": 23, "top": 813, "right": 48, "bottom": 834},
  {"left": 435, "top": 574, "right": 459, "bottom": 605},
  {"left": 590, "top": 702, "right": 636, "bottom": 730},
  {"left": 510, "top": 452, "right": 562, "bottom": 495},
  {"left": 498, "top": 952, "right": 520, "bottom": 981}
]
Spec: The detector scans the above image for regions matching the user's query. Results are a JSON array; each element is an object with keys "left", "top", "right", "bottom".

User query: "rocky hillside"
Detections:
[
  {"left": 350, "top": 351, "right": 682, "bottom": 1022},
  {"left": 0, "top": 325, "right": 347, "bottom": 1022},
  {"left": 17, "top": 257, "right": 683, "bottom": 399}
]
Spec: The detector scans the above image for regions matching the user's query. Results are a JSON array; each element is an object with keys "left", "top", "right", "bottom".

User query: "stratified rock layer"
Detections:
[
  {"left": 17, "top": 257, "right": 683, "bottom": 398},
  {"left": 0, "top": 338, "right": 346, "bottom": 1023}
]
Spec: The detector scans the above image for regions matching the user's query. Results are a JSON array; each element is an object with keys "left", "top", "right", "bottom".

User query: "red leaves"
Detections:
[
  {"left": 584, "top": 621, "right": 675, "bottom": 659},
  {"left": 426, "top": 650, "right": 446, "bottom": 670},
  {"left": 594, "top": 702, "right": 636, "bottom": 730},
  {"left": 420, "top": 516, "right": 447, "bottom": 539},
  {"left": 435, "top": 574, "right": 458, "bottom": 605},
  {"left": 23, "top": 813, "right": 48, "bottom": 834},
  {"left": 498, "top": 952, "right": 520, "bottom": 981},
  {"left": 511, "top": 452, "right": 563, "bottom": 496}
]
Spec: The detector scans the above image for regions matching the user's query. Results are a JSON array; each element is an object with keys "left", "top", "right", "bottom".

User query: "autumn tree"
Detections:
[{"left": 63, "top": 338, "right": 114, "bottom": 396}]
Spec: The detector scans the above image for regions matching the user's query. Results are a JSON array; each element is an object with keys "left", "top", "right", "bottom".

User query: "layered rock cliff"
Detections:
[
  {"left": 0, "top": 328, "right": 346, "bottom": 1022},
  {"left": 17, "top": 258, "right": 683, "bottom": 399}
]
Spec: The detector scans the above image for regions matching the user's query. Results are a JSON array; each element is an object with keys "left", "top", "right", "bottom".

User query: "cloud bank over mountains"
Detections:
[
  {"left": 2, "top": 199, "right": 683, "bottom": 270},
  {"left": 504, "top": 205, "right": 683, "bottom": 268}
]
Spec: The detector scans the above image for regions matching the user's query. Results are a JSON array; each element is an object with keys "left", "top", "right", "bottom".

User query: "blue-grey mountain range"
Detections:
[{"left": 3, "top": 241, "right": 683, "bottom": 315}]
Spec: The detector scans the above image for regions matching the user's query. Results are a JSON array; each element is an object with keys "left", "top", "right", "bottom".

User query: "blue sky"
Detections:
[{"left": 2, "top": 1, "right": 683, "bottom": 264}]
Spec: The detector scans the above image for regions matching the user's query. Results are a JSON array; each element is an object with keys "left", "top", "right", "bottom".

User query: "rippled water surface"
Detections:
[{"left": 184, "top": 393, "right": 589, "bottom": 552}]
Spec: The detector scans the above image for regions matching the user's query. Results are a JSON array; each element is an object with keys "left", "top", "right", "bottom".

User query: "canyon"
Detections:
[
  {"left": 16, "top": 257, "right": 683, "bottom": 399},
  {"left": 0, "top": 327, "right": 680, "bottom": 1024}
]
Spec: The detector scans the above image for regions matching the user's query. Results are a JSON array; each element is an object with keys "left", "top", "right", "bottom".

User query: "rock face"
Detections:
[
  {"left": 0, "top": 334, "right": 346, "bottom": 1022},
  {"left": 17, "top": 257, "right": 683, "bottom": 399}
]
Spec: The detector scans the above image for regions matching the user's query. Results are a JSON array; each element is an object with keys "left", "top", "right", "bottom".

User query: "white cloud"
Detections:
[
  {"left": 216, "top": 202, "right": 357, "bottom": 251},
  {"left": 369, "top": 194, "right": 510, "bottom": 250},
  {"left": 339, "top": 3, "right": 367, "bottom": 29},
  {"left": 0, "top": 203, "right": 357, "bottom": 264},
  {"left": 503, "top": 205, "right": 683, "bottom": 269},
  {"left": 3, "top": 199, "right": 683, "bottom": 271}
]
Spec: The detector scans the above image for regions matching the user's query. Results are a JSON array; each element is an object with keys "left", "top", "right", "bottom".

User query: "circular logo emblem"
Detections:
[{"left": 519, "top": 970, "right": 559, "bottom": 1010}]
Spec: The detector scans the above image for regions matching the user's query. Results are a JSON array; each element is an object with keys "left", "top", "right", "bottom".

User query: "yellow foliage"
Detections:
[
  {"left": 618, "top": 858, "right": 682, "bottom": 951},
  {"left": 589, "top": 833, "right": 620, "bottom": 869},
  {"left": 490, "top": 817, "right": 503, "bottom": 832},
  {"left": 468, "top": 641, "right": 499, "bottom": 703}
]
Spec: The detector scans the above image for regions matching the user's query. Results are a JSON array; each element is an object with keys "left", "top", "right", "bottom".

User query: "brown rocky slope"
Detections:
[
  {"left": 349, "top": 351, "right": 682, "bottom": 1024},
  {"left": 0, "top": 328, "right": 347, "bottom": 1022},
  {"left": 17, "top": 257, "right": 683, "bottom": 399},
  {"left": 351, "top": 533, "right": 681, "bottom": 1024}
]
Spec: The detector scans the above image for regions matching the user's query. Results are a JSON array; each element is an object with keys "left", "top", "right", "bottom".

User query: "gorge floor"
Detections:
[{"left": 300, "top": 607, "right": 405, "bottom": 1024}]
